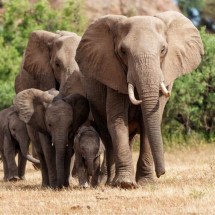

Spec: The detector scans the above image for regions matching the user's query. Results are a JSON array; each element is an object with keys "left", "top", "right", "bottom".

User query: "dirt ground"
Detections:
[{"left": 0, "top": 144, "right": 215, "bottom": 215}]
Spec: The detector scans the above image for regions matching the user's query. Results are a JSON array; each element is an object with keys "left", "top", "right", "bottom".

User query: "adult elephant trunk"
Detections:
[{"left": 127, "top": 54, "right": 166, "bottom": 178}]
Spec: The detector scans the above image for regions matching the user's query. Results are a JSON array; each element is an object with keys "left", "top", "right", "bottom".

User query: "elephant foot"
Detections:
[
  {"left": 8, "top": 176, "right": 20, "bottom": 182},
  {"left": 112, "top": 175, "right": 137, "bottom": 189},
  {"left": 137, "top": 177, "right": 155, "bottom": 186},
  {"left": 3, "top": 176, "right": 9, "bottom": 181},
  {"left": 80, "top": 182, "right": 89, "bottom": 189},
  {"left": 99, "top": 174, "right": 107, "bottom": 185},
  {"left": 19, "top": 175, "right": 26, "bottom": 180}
]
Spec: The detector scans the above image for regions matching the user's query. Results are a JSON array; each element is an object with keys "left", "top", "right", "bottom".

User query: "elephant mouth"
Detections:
[
  {"left": 128, "top": 82, "right": 170, "bottom": 105},
  {"left": 55, "top": 79, "right": 60, "bottom": 91}
]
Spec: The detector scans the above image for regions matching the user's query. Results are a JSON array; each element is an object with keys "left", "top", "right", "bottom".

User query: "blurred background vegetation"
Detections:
[{"left": 0, "top": 0, "right": 214, "bottom": 144}]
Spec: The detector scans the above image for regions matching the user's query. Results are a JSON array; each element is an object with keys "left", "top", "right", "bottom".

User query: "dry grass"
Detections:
[{"left": 0, "top": 144, "right": 215, "bottom": 215}]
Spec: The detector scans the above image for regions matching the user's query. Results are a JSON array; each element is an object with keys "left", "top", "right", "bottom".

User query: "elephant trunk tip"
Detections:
[
  {"left": 156, "top": 168, "right": 165, "bottom": 178},
  {"left": 26, "top": 154, "right": 40, "bottom": 164}
]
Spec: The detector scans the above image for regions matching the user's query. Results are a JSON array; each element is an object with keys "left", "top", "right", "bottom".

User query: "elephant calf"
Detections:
[
  {"left": 0, "top": 106, "right": 39, "bottom": 181},
  {"left": 74, "top": 125, "right": 105, "bottom": 188}
]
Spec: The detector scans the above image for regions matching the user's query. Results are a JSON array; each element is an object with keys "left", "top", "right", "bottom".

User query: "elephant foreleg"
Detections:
[
  {"left": 84, "top": 78, "right": 115, "bottom": 185},
  {"left": 39, "top": 133, "right": 57, "bottom": 188},
  {"left": 18, "top": 150, "right": 27, "bottom": 180},
  {"left": 63, "top": 146, "right": 73, "bottom": 187},
  {"left": 27, "top": 126, "right": 49, "bottom": 187},
  {"left": 4, "top": 136, "right": 19, "bottom": 181},
  {"left": 1, "top": 152, "right": 9, "bottom": 181},
  {"left": 106, "top": 88, "right": 136, "bottom": 188},
  {"left": 136, "top": 122, "right": 154, "bottom": 185}
]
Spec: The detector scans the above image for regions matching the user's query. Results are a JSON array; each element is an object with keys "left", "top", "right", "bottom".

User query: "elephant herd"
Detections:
[{"left": 0, "top": 11, "right": 203, "bottom": 189}]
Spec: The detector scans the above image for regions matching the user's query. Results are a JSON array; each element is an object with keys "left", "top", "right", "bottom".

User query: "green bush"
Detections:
[
  {"left": 0, "top": 0, "right": 87, "bottom": 110},
  {"left": 163, "top": 28, "right": 215, "bottom": 144}
]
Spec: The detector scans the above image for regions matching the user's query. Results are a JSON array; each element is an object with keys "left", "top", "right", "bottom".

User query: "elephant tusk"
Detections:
[
  {"left": 26, "top": 154, "right": 40, "bottom": 164},
  {"left": 128, "top": 83, "right": 142, "bottom": 105},
  {"left": 160, "top": 82, "right": 171, "bottom": 98}
]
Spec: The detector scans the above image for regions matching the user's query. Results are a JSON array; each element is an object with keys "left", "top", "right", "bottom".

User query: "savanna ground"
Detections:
[{"left": 0, "top": 143, "right": 215, "bottom": 215}]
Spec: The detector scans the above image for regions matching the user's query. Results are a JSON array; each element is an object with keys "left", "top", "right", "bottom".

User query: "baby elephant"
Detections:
[
  {"left": 74, "top": 125, "right": 105, "bottom": 188},
  {"left": 0, "top": 106, "right": 39, "bottom": 181}
]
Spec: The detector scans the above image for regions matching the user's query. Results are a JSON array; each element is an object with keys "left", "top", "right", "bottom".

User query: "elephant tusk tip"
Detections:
[
  {"left": 165, "top": 91, "right": 171, "bottom": 98},
  {"left": 160, "top": 82, "right": 171, "bottom": 98}
]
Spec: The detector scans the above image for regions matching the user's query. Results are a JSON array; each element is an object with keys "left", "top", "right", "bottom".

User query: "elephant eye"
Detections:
[
  {"left": 55, "top": 62, "right": 60, "bottom": 68},
  {"left": 161, "top": 46, "right": 167, "bottom": 56},
  {"left": 121, "top": 47, "right": 126, "bottom": 55},
  {"left": 48, "top": 123, "right": 52, "bottom": 127}
]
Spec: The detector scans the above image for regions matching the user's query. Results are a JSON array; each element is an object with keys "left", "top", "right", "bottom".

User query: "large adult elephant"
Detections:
[
  {"left": 14, "top": 89, "right": 89, "bottom": 188},
  {"left": 75, "top": 11, "right": 204, "bottom": 188}
]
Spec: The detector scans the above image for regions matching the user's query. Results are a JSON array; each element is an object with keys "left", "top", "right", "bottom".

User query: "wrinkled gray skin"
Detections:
[
  {"left": 76, "top": 11, "right": 204, "bottom": 188},
  {"left": 14, "top": 90, "right": 90, "bottom": 188},
  {"left": 0, "top": 106, "right": 39, "bottom": 181},
  {"left": 74, "top": 125, "right": 105, "bottom": 188},
  {"left": 14, "top": 30, "right": 83, "bottom": 171}
]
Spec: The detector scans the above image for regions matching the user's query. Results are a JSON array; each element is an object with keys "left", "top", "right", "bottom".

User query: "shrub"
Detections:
[{"left": 163, "top": 28, "right": 215, "bottom": 143}]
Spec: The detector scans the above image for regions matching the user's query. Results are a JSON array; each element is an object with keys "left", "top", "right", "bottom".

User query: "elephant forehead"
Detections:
[
  {"left": 46, "top": 101, "right": 72, "bottom": 117},
  {"left": 54, "top": 36, "right": 80, "bottom": 51},
  {"left": 126, "top": 16, "right": 165, "bottom": 32}
]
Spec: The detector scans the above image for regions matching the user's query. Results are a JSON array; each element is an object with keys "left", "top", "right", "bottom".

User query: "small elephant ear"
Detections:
[
  {"left": 14, "top": 89, "right": 55, "bottom": 131},
  {"left": 155, "top": 11, "right": 204, "bottom": 85},
  {"left": 63, "top": 94, "right": 90, "bottom": 135},
  {"left": 96, "top": 138, "right": 105, "bottom": 157},
  {"left": 23, "top": 30, "right": 59, "bottom": 90},
  {"left": 76, "top": 15, "right": 128, "bottom": 94}
]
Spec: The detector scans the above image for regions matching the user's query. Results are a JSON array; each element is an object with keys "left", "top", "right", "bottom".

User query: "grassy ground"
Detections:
[{"left": 0, "top": 144, "right": 214, "bottom": 215}]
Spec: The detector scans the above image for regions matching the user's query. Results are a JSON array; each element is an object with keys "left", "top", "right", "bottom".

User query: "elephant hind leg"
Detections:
[{"left": 37, "top": 152, "right": 50, "bottom": 187}]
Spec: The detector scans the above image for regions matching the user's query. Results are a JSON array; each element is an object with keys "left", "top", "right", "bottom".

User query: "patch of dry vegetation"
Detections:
[{"left": 0, "top": 144, "right": 214, "bottom": 214}]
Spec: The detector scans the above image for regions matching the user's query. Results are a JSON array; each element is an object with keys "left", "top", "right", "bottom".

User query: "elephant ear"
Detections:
[
  {"left": 23, "top": 30, "right": 59, "bottom": 90},
  {"left": 96, "top": 138, "right": 105, "bottom": 157},
  {"left": 155, "top": 11, "right": 204, "bottom": 85},
  {"left": 13, "top": 89, "right": 56, "bottom": 133},
  {"left": 63, "top": 94, "right": 90, "bottom": 136},
  {"left": 76, "top": 15, "right": 128, "bottom": 94}
]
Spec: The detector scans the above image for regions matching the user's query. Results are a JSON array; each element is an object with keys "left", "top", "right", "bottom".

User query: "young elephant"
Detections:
[
  {"left": 74, "top": 125, "right": 105, "bottom": 188},
  {"left": 0, "top": 106, "right": 39, "bottom": 181},
  {"left": 14, "top": 89, "right": 90, "bottom": 188}
]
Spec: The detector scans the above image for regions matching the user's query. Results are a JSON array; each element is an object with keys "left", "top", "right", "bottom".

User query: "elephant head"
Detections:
[
  {"left": 15, "top": 30, "right": 81, "bottom": 95},
  {"left": 74, "top": 126, "right": 105, "bottom": 176},
  {"left": 76, "top": 11, "right": 204, "bottom": 177},
  {"left": 6, "top": 109, "right": 40, "bottom": 164},
  {"left": 14, "top": 89, "right": 90, "bottom": 187}
]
